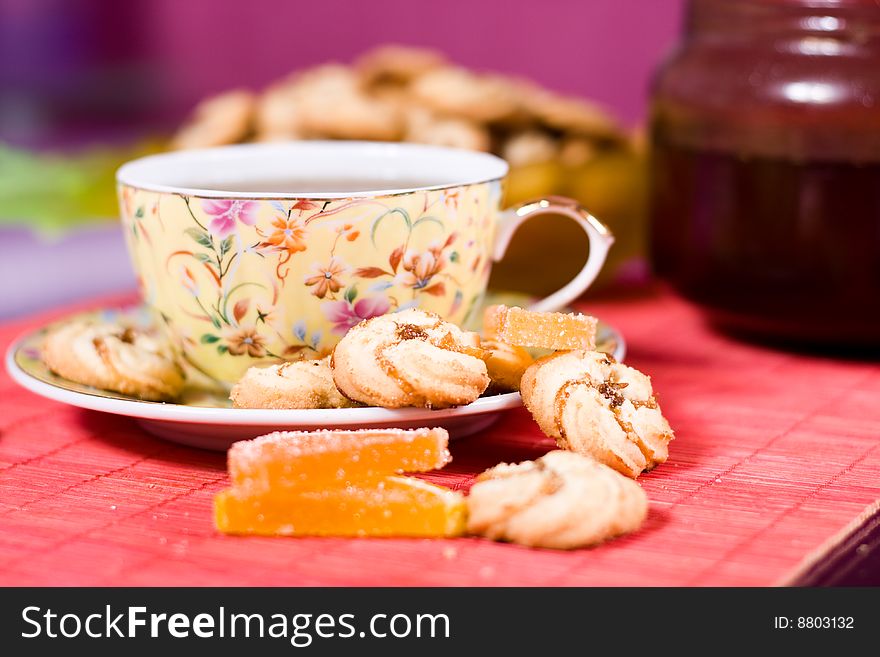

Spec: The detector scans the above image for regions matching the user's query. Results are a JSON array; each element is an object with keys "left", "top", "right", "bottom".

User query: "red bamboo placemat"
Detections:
[{"left": 1, "top": 289, "right": 878, "bottom": 586}]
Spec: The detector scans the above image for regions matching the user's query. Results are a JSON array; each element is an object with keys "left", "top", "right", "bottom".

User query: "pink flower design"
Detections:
[
  {"left": 322, "top": 296, "right": 391, "bottom": 335},
  {"left": 201, "top": 199, "right": 259, "bottom": 238}
]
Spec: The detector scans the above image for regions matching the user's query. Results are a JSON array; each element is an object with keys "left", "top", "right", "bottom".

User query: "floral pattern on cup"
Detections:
[{"left": 119, "top": 182, "right": 499, "bottom": 383}]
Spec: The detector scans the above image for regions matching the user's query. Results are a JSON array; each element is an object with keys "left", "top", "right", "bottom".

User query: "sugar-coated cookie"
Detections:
[
  {"left": 466, "top": 450, "right": 648, "bottom": 549},
  {"left": 331, "top": 309, "right": 489, "bottom": 409},
  {"left": 43, "top": 320, "right": 184, "bottom": 401},
  {"left": 230, "top": 357, "right": 359, "bottom": 409},
  {"left": 520, "top": 351, "right": 673, "bottom": 478}
]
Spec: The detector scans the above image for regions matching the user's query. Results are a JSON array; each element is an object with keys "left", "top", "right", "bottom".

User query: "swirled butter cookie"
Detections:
[
  {"left": 331, "top": 309, "right": 489, "bottom": 409},
  {"left": 466, "top": 450, "right": 648, "bottom": 549},
  {"left": 42, "top": 320, "right": 184, "bottom": 401},
  {"left": 230, "top": 358, "right": 359, "bottom": 409},
  {"left": 520, "top": 351, "right": 673, "bottom": 478}
]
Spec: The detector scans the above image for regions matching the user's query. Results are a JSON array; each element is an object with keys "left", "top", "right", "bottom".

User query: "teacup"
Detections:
[{"left": 117, "top": 141, "right": 613, "bottom": 383}]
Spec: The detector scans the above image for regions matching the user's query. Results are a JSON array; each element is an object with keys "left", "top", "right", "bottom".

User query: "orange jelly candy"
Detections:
[
  {"left": 482, "top": 338, "right": 534, "bottom": 392},
  {"left": 228, "top": 427, "right": 451, "bottom": 490},
  {"left": 215, "top": 476, "right": 466, "bottom": 537},
  {"left": 483, "top": 304, "right": 597, "bottom": 351},
  {"left": 215, "top": 427, "right": 462, "bottom": 538}
]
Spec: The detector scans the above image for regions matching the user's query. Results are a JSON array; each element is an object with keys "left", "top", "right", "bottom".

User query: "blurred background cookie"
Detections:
[
  {"left": 356, "top": 44, "right": 448, "bottom": 87},
  {"left": 165, "top": 44, "right": 647, "bottom": 294},
  {"left": 170, "top": 89, "right": 256, "bottom": 150}
]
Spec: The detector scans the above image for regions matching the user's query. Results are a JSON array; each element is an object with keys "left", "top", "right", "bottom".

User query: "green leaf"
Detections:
[
  {"left": 370, "top": 208, "right": 411, "bottom": 246},
  {"left": 185, "top": 227, "right": 213, "bottom": 248},
  {"left": 0, "top": 142, "right": 158, "bottom": 236},
  {"left": 200, "top": 333, "right": 220, "bottom": 344},
  {"left": 210, "top": 315, "right": 222, "bottom": 329},
  {"left": 220, "top": 236, "right": 234, "bottom": 256},
  {"left": 217, "top": 344, "right": 229, "bottom": 354},
  {"left": 412, "top": 215, "right": 443, "bottom": 231},
  {"left": 134, "top": 206, "right": 144, "bottom": 219},
  {"left": 449, "top": 251, "right": 460, "bottom": 263},
  {"left": 193, "top": 252, "right": 212, "bottom": 263},
  {"left": 345, "top": 285, "right": 358, "bottom": 304}
]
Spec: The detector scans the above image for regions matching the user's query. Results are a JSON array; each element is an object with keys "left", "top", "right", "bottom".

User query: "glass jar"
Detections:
[{"left": 649, "top": 0, "right": 880, "bottom": 344}]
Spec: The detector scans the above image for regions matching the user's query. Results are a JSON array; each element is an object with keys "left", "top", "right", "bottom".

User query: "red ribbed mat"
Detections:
[{"left": 1, "top": 290, "right": 878, "bottom": 585}]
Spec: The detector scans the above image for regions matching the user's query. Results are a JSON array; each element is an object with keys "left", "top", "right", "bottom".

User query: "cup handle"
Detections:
[{"left": 493, "top": 196, "right": 615, "bottom": 312}]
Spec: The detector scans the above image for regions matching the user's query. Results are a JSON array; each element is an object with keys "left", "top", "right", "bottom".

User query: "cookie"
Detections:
[
  {"left": 288, "top": 65, "right": 403, "bottom": 141},
  {"left": 526, "top": 90, "right": 623, "bottom": 141},
  {"left": 254, "top": 79, "right": 305, "bottom": 141},
  {"left": 404, "top": 107, "right": 491, "bottom": 151},
  {"left": 331, "top": 308, "right": 489, "bottom": 409},
  {"left": 42, "top": 320, "right": 184, "bottom": 401},
  {"left": 230, "top": 357, "right": 359, "bottom": 409},
  {"left": 520, "top": 351, "right": 673, "bottom": 478},
  {"left": 483, "top": 305, "right": 597, "bottom": 352},
  {"left": 559, "top": 136, "right": 599, "bottom": 168},
  {"left": 482, "top": 338, "right": 534, "bottom": 393},
  {"left": 409, "top": 67, "right": 519, "bottom": 123},
  {"left": 356, "top": 44, "right": 447, "bottom": 85},
  {"left": 171, "top": 89, "right": 256, "bottom": 150},
  {"left": 300, "top": 90, "right": 402, "bottom": 141},
  {"left": 500, "top": 131, "right": 559, "bottom": 167},
  {"left": 466, "top": 450, "right": 648, "bottom": 549}
]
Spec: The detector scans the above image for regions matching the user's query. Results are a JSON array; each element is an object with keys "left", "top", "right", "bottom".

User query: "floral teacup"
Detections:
[{"left": 117, "top": 142, "right": 613, "bottom": 383}]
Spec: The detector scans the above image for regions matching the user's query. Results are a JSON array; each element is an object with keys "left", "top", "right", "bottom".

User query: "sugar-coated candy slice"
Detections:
[
  {"left": 228, "top": 428, "right": 450, "bottom": 490},
  {"left": 483, "top": 305, "right": 597, "bottom": 352},
  {"left": 214, "top": 476, "right": 466, "bottom": 537}
]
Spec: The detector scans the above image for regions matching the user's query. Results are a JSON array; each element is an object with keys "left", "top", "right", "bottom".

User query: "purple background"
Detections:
[
  {"left": 0, "top": 0, "right": 684, "bottom": 319},
  {"left": 1, "top": 0, "right": 684, "bottom": 134},
  {"left": 149, "top": 0, "right": 683, "bottom": 126}
]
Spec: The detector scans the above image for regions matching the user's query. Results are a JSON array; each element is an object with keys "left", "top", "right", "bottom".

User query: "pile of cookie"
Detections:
[
  {"left": 231, "top": 305, "right": 672, "bottom": 482},
  {"left": 42, "top": 304, "right": 673, "bottom": 549},
  {"left": 169, "top": 44, "right": 647, "bottom": 290},
  {"left": 172, "top": 44, "right": 626, "bottom": 165}
]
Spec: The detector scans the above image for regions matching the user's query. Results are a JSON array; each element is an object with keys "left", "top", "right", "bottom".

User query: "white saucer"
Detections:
[{"left": 5, "top": 304, "right": 625, "bottom": 451}]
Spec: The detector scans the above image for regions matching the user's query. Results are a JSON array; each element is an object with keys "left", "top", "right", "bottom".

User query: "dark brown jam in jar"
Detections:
[{"left": 649, "top": 0, "right": 880, "bottom": 344}]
